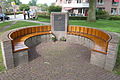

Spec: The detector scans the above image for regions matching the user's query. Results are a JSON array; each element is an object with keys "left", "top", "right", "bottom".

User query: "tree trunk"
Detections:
[{"left": 87, "top": 0, "right": 96, "bottom": 22}]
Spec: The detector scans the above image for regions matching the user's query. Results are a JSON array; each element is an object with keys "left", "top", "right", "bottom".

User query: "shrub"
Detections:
[
  {"left": 37, "top": 15, "right": 50, "bottom": 19},
  {"left": 69, "top": 16, "right": 87, "bottom": 20},
  {"left": 19, "top": 4, "right": 30, "bottom": 11},
  {"left": 37, "top": 15, "right": 87, "bottom": 20},
  {"left": 109, "top": 16, "right": 120, "bottom": 20},
  {"left": 5, "top": 12, "right": 22, "bottom": 15},
  {"left": 96, "top": 10, "right": 110, "bottom": 19},
  {"left": 48, "top": 6, "right": 62, "bottom": 13},
  {"left": 37, "top": 12, "right": 50, "bottom": 16}
]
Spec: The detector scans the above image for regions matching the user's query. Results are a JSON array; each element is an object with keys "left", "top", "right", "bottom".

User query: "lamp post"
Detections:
[
  {"left": 0, "top": 1, "right": 6, "bottom": 22},
  {"left": 11, "top": 2, "right": 16, "bottom": 19}
]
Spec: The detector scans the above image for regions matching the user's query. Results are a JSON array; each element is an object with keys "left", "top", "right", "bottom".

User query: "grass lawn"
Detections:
[
  {"left": 0, "top": 21, "right": 13, "bottom": 30},
  {"left": 69, "top": 20, "right": 120, "bottom": 33},
  {"left": 37, "top": 17, "right": 120, "bottom": 33},
  {"left": 0, "top": 21, "right": 40, "bottom": 71},
  {"left": 114, "top": 44, "right": 120, "bottom": 75},
  {"left": 37, "top": 17, "right": 50, "bottom": 23},
  {"left": 6, "top": 21, "right": 40, "bottom": 30}
]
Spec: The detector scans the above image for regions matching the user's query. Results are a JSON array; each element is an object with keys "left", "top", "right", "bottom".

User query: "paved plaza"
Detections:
[{"left": 0, "top": 42, "right": 120, "bottom": 80}]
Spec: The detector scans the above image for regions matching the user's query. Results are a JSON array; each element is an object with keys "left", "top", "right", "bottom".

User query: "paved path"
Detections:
[
  {"left": 0, "top": 42, "right": 120, "bottom": 80},
  {"left": 0, "top": 21, "right": 17, "bottom": 32}
]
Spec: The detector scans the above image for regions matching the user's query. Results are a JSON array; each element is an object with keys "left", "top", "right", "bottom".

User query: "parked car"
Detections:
[{"left": 0, "top": 13, "right": 10, "bottom": 21}]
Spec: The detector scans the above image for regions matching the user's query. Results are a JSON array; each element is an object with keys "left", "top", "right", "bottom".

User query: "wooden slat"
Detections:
[
  {"left": 92, "top": 29, "right": 96, "bottom": 35},
  {"left": 9, "top": 25, "right": 110, "bottom": 54},
  {"left": 67, "top": 26, "right": 110, "bottom": 54}
]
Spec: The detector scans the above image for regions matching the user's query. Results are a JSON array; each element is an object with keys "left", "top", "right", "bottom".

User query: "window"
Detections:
[
  {"left": 98, "top": 0, "right": 103, "bottom": 3},
  {"left": 112, "top": 0, "right": 119, "bottom": 5},
  {"left": 77, "top": 0, "right": 81, "bottom": 3},
  {"left": 97, "top": 0, "right": 104, "bottom": 5},
  {"left": 111, "top": 8, "right": 117, "bottom": 15},
  {"left": 97, "top": 8, "right": 105, "bottom": 11},
  {"left": 66, "top": 0, "right": 72, "bottom": 4}
]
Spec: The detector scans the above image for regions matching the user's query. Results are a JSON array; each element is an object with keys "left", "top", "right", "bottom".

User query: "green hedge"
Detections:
[
  {"left": 69, "top": 16, "right": 87, "bottom": 20},
  {"left": 38, "top": 15, "right": 87, "bottom": 20},
  {"left": 38, "top": 15, "right": 50, "bottom": 19},
  {"left": 5, "top": 12, "right": 23, "bottom": 15},
  {"left": 109, "top": 16, "right": 120, "bottom": 20}
]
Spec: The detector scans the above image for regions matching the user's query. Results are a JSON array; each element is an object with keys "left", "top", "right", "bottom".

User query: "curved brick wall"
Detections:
[{"left": 0, "top": 25, "right": 119, "bottom": 71}]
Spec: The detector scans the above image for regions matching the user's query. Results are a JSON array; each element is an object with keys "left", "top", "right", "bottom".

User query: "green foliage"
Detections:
[
  {"left": 0, "top": 21, "right": 13, "bottom": 30},
  {"left": 19, "top": 4, "right": 30, "bottom": 11},
  {"left": 69, "top": 16, "right": 87, "bottom": 20},
  {"left": 37, "top": 14, "right": 87, "bottom": 20},
  {"left": 69, "top": 20, "right": 120, "bottom": 33},
  {"left": 5, "top": 11, "right": 22, "bottom": 15},
  {"left": 7, "top": 0, "right": 22, "bottom": 5},
  {"left": 48, "top": 6, "right": 61, "bottom": 13},
  {"left": 96, "top": 10, "right": 109, "bottom": 19},
  {"left": 37, "top": 3, "right": 48, "bottom": 11},
  {"left": 15, "top": 0, "right": 22, "bottom": 5},
  {"left": 0, "top": 47, "right": 5, "bottom": 72},
  {"left": 28, "top": 0, "right": 37, "bottom": 6},
  {"left": 60, "top": 37, "right": 66, "bottom": 41},
  {"left": 38, "top": 15, "right": 50, "bottom": 19},
  {"left": 6, "top": 21, "right": 40, "bottom": 30},
  {"left": 114, "top": 44, "right": 120, "bottom": 74},
  {"left": 109, "top": 16, "right": 120, "bottom": 20}
]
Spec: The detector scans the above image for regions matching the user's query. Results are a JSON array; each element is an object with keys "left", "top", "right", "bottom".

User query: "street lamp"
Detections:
[
  {"left": 11, "top": 2, "right": 16, "bottom": 18},
  {"left": 0, "top": 1, "right": 6, "bottom": 22}
]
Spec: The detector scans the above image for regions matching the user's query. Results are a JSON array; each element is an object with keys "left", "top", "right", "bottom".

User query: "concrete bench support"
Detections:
[
  {"left": 1, "top": 40, "right": 14, "bottom": 69},
  {"left": 104, "top": 33, "right": 120, "bottom": 71},
  {"left": 14, "top": 50, "right": 28, "bottom": 67}
]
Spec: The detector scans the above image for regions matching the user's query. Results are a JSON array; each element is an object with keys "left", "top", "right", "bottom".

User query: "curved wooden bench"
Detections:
[
  {"left": 9, "top": 25, "right": 52, "bottom": 52},
  {"left": 67, "top": 25, "right": 111, "bottom": 54},
  {"left": 9, "top": 25, "right": 111, "bottom": 54}
]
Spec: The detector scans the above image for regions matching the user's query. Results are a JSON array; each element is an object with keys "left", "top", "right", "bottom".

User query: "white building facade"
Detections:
[{"left": 56, "top": 0, "right": 120, "bottom": 16}]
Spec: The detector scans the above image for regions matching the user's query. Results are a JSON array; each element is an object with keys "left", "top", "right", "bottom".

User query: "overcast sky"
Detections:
[{"left": 20, "top": 0, "right": 56, "bottom": 5}]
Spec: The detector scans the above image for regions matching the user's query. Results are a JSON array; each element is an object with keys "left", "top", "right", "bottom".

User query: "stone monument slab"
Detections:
[{"left": 51, "top": 12, "right": 68, "bottom": 40}]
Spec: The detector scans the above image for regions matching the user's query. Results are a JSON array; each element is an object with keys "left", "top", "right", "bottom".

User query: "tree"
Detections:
[
  {"left": 37, "top": 3, "right": 48, "bottom": 11},
  {"left": 0, "top": 0, "right": 9, "bottom": 13},
  {"left": 87, "top": 0, "right": 96, "bottom": 22},
  {"left": 14, "top": 0, "right": 22, "bottom": 5},
  {"left": 48, "top": 6, "right": 61, "bottom": 13},
  {"left": 7, "top": 0, "right": 22, "bottom": 5},
  {"left": 19, "top": 4, "right": 30, "bottom": 11},
  {"left": 28, "top": 0, "right": 37, "bottom": 6}
]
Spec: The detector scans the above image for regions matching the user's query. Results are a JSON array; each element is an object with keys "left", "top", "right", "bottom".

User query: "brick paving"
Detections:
[{"left": 0, "top": 42, "right": 120, "bottom": 80}]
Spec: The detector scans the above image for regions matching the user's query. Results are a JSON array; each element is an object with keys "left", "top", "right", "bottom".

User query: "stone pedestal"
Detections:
[
  {"left": 0, "top": 40, "right": 14, "bottom": 69},
  {"left": 14, "top": 50, "right": 28, "bottom": 67},
  {"left": 51, "top": 12, "right": 68, "bottom": 40}
]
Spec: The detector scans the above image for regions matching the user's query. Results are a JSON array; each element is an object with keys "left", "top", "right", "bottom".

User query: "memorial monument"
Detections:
[{"left": 51, "top": 12, "right": 68, "bottom": 40}]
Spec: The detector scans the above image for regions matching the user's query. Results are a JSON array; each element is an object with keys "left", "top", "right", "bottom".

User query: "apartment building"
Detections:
[{"left": 55, "top": 0, "right": 120, "bottom": 16}]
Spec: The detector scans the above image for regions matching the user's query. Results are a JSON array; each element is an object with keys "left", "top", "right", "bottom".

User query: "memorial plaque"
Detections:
[
  {"left": 54, "top": 14, "right": 65, "bottom": 31},
  {"left": 51, "top": 12, "right": 68, "bottom": 40}
]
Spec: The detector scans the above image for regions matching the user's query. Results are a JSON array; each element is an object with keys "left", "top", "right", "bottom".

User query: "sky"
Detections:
[{"left": 20, "top": 0, "right": 56, "bottom": 5}]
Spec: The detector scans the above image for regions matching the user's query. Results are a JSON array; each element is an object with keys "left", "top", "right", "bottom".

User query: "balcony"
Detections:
[
  {"left": 63, "top": 3, "right": 89, "bottom": 8},
  {"left": 112, "top": 2, "right": 119, "bottom": 6}
]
